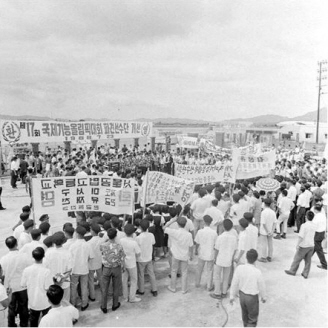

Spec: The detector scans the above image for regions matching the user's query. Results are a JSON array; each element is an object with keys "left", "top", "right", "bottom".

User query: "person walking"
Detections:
[
  {"left": 285, "top": 211, "right": 316, "bottom": 278},
  {"left": 230, "top": 249, "right": 267, "bottom": 327},
  {"left": 312, "top": 205, "right": 327, "bottom": 270}
]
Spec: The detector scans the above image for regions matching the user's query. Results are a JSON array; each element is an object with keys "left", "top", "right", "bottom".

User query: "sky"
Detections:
[{"left": 0, "top": 0, "right": 327, "bottom": 122}]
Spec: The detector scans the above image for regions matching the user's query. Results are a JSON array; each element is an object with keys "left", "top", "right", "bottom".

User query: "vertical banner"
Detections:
[
  {"left": 141, "top": 171, "right": 195, "bottom": 206},
  {"left": 32, "top": 176, "right": 134, "bottom": 215}
]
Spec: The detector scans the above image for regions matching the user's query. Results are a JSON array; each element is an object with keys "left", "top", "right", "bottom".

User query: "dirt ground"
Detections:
[{"left": 0, "top": 176, "right": 327, "bottom": 327}]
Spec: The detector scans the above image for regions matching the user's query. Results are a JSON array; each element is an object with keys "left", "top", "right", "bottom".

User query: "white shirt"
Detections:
[
  {"left": 230, "top": 203, "right": 245, "bottom": 226},
  {"left": 230, "top": 263, "right": 266, "bottom": 298},
  {"left": 0, "top": 250, "right": 30, "bottom": 292},
  {"left": 63, "top": 238, "right": 76, "bottom": 250},
  {"left": 69, "top": 239, "right": 95, "bottom": 275},
  {"left": 313, "top": 212, "right": 327, "bottom": 233},
  {"left": 191, "top": 198, "right": 210, "bottom": 221},
  {"left": 0, "top": 284, "right": 7, "bottom": 313},
  {"left": 18, "top": 231, "right": 32, "bottom": 249},
  {"left": 87, "top": 236, "right": 105, "bottom": 270},
  {"left": 304, "top": 190, "right": 312, "bottom": 207},
  {"left": 195, "top": 226, "right": 217, "bottom": 261},
  {"left": 278, "top": 197, "right": 294, "bottom": 215},
  {"left": 204, "top": 207, "right": 224, "bottom": 230},
  {"left": 13, "top": 225, "right": 24, "bottom": 241},
  {"left": 19, "top": 240, "right": 45, "bottom": 265},
  {"left": 217, "top": 199, "right": 230, "bottom": 217},
  {"left": 214, "top": 230, "right": 237, "bottom": 267},
  {"left": 245, "top": 224, "right": 258, "bottom": 252},
  {"left": 76, "top": 171, "right": 88, "bottom": 178},
  {"left": 297, "top": 193, "right": 309, "bottom": 208},
  {"left": 136, "top": 232, "right": 155, "bottom": 262},
  {"left": 260, "top": 208, "right": 277, "bottom": 235},
  {"left": 120, "top": 237, "right": 141, "bottom": 268},
  {"left": 165, "top": 227, "right": 193, "bottom": 261},
  {"left": 21, "top": 263, "right": 53, "bottom": 311},
  {"left": 39, "top": 305, "right": 79, "bottom": 327},
  {"left": 43, "top": 247, "right": 73, "bottom": 289},
  {"left": 287, "top": 186, "right": 297, "bottom": 202},
  {"left": 298, "top": 221, "right": 316, "bottom": 248}
]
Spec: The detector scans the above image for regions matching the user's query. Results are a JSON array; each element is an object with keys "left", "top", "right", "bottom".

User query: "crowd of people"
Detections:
[{"left": 0, "top": 142, "right": 327, "bottom": 327}]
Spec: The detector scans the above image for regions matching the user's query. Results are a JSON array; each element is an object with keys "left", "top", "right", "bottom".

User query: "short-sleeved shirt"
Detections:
[
  {"left": 191, "top": 198, "right": 210, "bottom": 221},
  {"left": 120, "top": 237, "right": 141, "bottom": 268},
  {"left": 136, "top": 232, "right": 155, "bottom": 262},
  {"left": 165, "top": 227, "right": 193, "bottom": 261},
  {"left": 214, "top": 230, "right": 237, "bottom": 267},
  {"left": 298, "top": 221, "right": 316, "bottom": 248},
  {"left": 195, "top": 227, "right": 217, "bottom": 261},
  {"left": 260, "top": 208, "right": 277, "bottom": 235},
  {"left": 69, "top": 239, "right": 95, "bottom": 275},
  {"left": 39, "top": 305, "right": 79, "bottom": 327},
  {"left": 100, "top": 241, "right": 125, "bottom": 268}
]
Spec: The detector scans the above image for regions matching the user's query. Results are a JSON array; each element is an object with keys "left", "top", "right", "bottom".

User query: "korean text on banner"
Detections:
[
  {"left": 32, "top": 176, "right": 134, "bottom": 215},
  {"left": 177, "top": 136, "right": 199, "bottom": 149},
  {"left": 0, "top": 120, "right": 153, "bottom": 145},
  {"left": 233, "top": 148, "right": 276, "bottom": 179},
  {"left": 141, "top": 171, "right": 195, "bottom": 206},
  {"left": 174, "top": 162, "right": 236, "bottom": 185}
]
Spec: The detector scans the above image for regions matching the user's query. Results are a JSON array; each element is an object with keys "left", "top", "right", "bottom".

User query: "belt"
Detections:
[{"left": 104, "top": 264, "right": 121, "bottom": 269}]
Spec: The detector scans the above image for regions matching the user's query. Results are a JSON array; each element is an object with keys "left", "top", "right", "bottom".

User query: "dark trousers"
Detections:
[
  {"left": 296, "top": 207, "right": 306, "bottom": 233},
  {"left": 239, "top": 291, "right": 259, "bottom": 327},
  {"left": 8, "top": 289, "right": 29, "bottom": 327},
  {"left": 289, "top": 246, "right": 314, "bottom": 277},
  {"left": 313, "top": 231, "right": 327, "bottom": 268},
  {"left": 10, "top": 170, "right": 17, "bottom": 188},
  {"left": 101, "top": 266, "right": 122, "bottom": 309},
  {"left": 29, "top": 307, "right": 50, "bottom": 327},
  {"left": 287, "top": 201, "right": 297, "bottom": 227}
]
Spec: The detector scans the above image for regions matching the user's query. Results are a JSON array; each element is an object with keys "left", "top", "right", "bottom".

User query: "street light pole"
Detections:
[{"left": 316, "top": 60, "right": 327, "bottom": 144}]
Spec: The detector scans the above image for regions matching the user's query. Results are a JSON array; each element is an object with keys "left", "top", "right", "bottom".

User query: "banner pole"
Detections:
[
  {"left": 142, "top": 169, "right": 149, "bottom": 219},
  {"left": 30, "top": 175, "right": 36, "bottom": 224}
]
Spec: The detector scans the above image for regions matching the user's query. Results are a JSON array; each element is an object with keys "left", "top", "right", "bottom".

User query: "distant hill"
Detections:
[{"left": 292, "top": 108, "right": 327, "bottom": 122}]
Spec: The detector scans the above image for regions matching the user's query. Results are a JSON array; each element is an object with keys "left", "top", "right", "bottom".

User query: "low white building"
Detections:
[{"left": 276, "top": 121, "right": 328, "bottom": 144}]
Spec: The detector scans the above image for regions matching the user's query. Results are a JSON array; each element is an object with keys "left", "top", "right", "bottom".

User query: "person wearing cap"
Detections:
[
  {"left": 230, "top": 249, "right": 267, "bottom": 327},
  {"left": 39, "top": 222, "right": 51, "bottom": 243},
  {"left": 285, "top": 211, "right": 316, "bottom": 278},
  {"left": 39, "top": 214, "right": 50, "bottom": 225},
  {"left": 21, "top": 247, "right": 53, "bottom": 327},
  {"left": 244, "top": 213, "right": 258, "bottom": 252},
  {"left": 194, "top": 215, "right": 218, "bottom": 291},
  {"left": 211, "top": 219, "right": 237, "bottom": 300},
  {"left": 258, "top": 199, "right": 277, "bottom": 263},
  {"left": 165, "top": 216, "right": 194, "bottom": 294},
  {"left": 43, "top": 236, "right": 54, "bottom": 250},
  {"left": 136, "top": 220, "right": 158, "bottom": 297},
  {"left": 12, "top": 205, "right": 31, "bottom": 232},
  {"left": 69, "top": 226, "right": 95, "bottom": 311},
  {"left": 0, "top": 237, "right": 30, "bottom": 327},
  {"left": 44, "top": 232, "right": 73, "bottom": 305},
  {"left": 87, "top": 223, "right": 105, "bottom": 302},
  {"left": 38, "top": 285, "right": 79, "bottom": 327},
  {"left": 120, "top": 224, "right": 142, "bottom": 303},
  {"left": 18, "top": 219, "right": 34, "bottom": 249},
  {"left": 275, "top": 189, "right": 295, "bottom": 239},
  {"left": 19, "top": 229, "right": 45, "bottom": 264},
  {"left": 234, "top": 218, "right": 249, "bottom": 266}
]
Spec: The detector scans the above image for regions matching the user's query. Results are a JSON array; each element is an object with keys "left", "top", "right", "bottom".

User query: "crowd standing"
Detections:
[{"left": 0, "top": 141, "right": 326, "bottom": 327}]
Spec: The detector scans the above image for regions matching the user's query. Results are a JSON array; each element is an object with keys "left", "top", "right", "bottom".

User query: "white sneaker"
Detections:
[{"left": 129, "top": 297, "right": 141, "bottom": 303}]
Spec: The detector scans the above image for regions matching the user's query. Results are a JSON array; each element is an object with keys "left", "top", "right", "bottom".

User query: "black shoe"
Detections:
[
  {"left": 301, "top": 273, "right": 308, "bottom": 279},
  {"left": 294, "top": 230, "right": 299, "bottom": 233},
  {"left": 317, "top": 265, "right": 327, "bottom": 270},
  {"left": 284, "top": 270, "right": 295, "bottom": 276},
  {"left": 0, "top": 208, "right": 6, "bottom": 210},
  {"left": 112, "top": 302, "right": 121, "bottom": 311},
  {"left": 89, "top": 296, "right": 96, "bottom": 302},
  {"left": 267, "top": 257, "right": 272, "bottom": 262},
  {"left": 274, "top": 235, "right": 281, "bottom": 239},
  {"left": 100, "top": 307, "right": 107, "bottom": 313},
  {"left": 136, "top": 290, "right": 144, "bottom": 295},
  {"left": 73, "top": 319, "right": 78, "bottom": 325},
  {"left": 81, "top": 303, "right": 89, "bottom": 311},
  {"left": 177, "top": 273, "right": 181, "bottom": 278},
  {"left": 281, "top": 234, "right": 286, "bottom": 239},
  {"left": 151, "top": 290, "right": 158, "bottom": 297}
]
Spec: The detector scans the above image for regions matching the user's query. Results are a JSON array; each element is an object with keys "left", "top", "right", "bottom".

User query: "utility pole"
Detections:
[{"left": 316, "top": 60, "right": 327, "bottom": 144}]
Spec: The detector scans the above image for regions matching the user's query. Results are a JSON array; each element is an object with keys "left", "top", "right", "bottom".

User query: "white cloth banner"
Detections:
[
  {"left": 0, "top": 120, "right": 153, "bottom": 145},
  {"left": 32, "top": 176, "right": 134, "bottom": 214},
  {"left": 233, "top": 149, "right": 276, "bottom": 179},
  {"left": 141, "top": 171, "right": 195, "bottom": 206},
  {"left": 200, "top": 139, "right": 231, "bottom": 154},
  {"left": 174, "top": 162, "right": 237, "bottom": 184},
  {"left": 177, "top": 136, "right": 199, "bottom": 149}
]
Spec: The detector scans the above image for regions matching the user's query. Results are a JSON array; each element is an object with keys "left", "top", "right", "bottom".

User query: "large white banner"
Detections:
[
  {"left": 177, "top": 136, "right": 199, "bottom": 149},
  {"left": 141, "top": 171, "right": 195, "bottom": 206},
  {"left": 32, "top": 176, "right": 134, "bottom": 214},
  {"left": 0, "top": 120, "right": 153, "bottom": 145},
  {"left": 233, "top": 149, "right": 276, "bottom": 179},
  {"left": 200, "top": 139, "right": 231, "bottom": 154},
  {"left": 175, "top": 162, "right": 237, "bottom": 184}
]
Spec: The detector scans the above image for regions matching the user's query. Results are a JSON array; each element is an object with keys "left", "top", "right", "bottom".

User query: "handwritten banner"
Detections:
[
  {"left": 174, "top": 162, "right": 237, "bottom": 184},
  {"left": 141, "top": 171, "right": 195, "bottom": 206},
  {"left": 0, "top": 120, "right": 153, "bottom": 145},
  {"left": 200, "top": 139, "right": 231, "bottom": 154},
  {"left": 177, "top": 136, "right": 199, "bottom": 149},
  {"left": 32, "top": 176, "right": 134, "bottom": 214}
]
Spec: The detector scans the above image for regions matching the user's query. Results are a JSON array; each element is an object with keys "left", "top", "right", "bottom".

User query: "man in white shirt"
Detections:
[
  {"left": 229, "top": 194, "right": 245, "bottom": 231},
  {"left": 294, "top": 186, "right": 309, "bottom": 233},
  {"left": 244, "top": 213, "right": 259, "bottom": 251},
  {"left": 39, "top": 285, "right": 79, "bottom": 327},
  {"left": 211, "top": 219, "right": 237, "bottom": 299},
  {"left": 234, "top": 219, "right": 249, "bottom": 266},
  {"left": 76, "top": 166, "right": 88, "bottom": 178},
  {"left": 287, "top": 179, "right": 297, "bottom": 227},
  {"left": 13, "top": 213, "right": 30, "bottom": 241},
  {"left": 120, "top": 224, "right": 141, "bottom": 303},
  {"left": 258, "top": 199, "right": 277, "bottom": 263},
  {"left": 203, "top": 199, "right": 224, "bottom": 233},
  {"left": 0, "top": 283, "right": 9, "bottom": 327},
  {"left": 165, "top": 217, "right": 194, "bottom": 294},
  {"left": 69, "top": 226, "right": 95, "bottom": 310},
  {"left": 21, "top": 247, "right": 53, "bottom": 327},
  {"left": 63, "top": 225, "right": 76, "bottom": 250},
  {"left": 285, "top": 211, "right": 316, "bottom": 278},
  {"left": 136, "top": 220, "right": 157, "bottom": 296},
  {"left": 0, "top": 236, "right": 30, "bottom": 327},
  {"left": 275, "top": 189, "right": 295, "bottom": 238},
  {"left": 230, "top": 249, "right": 266, "bottom": 327},
  {"left": 43, "top": 232, "right": 72, "bottom": 305},
  {"left": 18, "top": 219, "right": 34, "bottom": 249},
  {"left": 19, "top": 229, "right": 45, "bottom": 264},
  {"left": 312, "top": 205, "right": 327, "bottom": 270},
  {"left": 191, "top": 188, "right": 210, "bottom": 235},
  {"left": 195, "top": 215, "right": 218, "bottom": 291}
]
